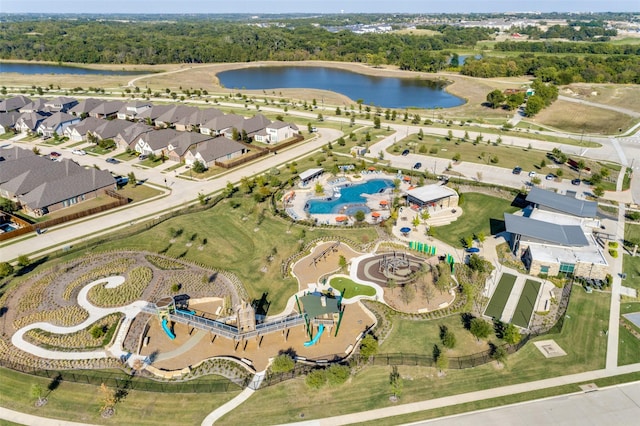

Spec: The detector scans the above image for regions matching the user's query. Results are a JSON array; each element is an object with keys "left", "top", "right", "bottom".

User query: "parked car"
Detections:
[
  {"left": 138, "top": 154, "right": 148, "bottom": 160},
  {"left": 49, "top": 152, "right": 61, "bottom": 159},
  {"left": 512, "top": 166, "right": 522, "bottom": 175},
  {"left": 528, "top": 171, "right": 536, "bottom": 177},
  {"left": 545, "top": 173, "right": 555, "bottom": 181},
  {"left": 72, "top": 149, "right": 86, "bottom": 156},
  {"left": 115, "top": 176, "right": 129, "bottom": 186},
  {"left": 571, "top": 179, "right": 581, "bottom": 185},
  {"left": 413, "top": 162, "right": 422, "bottom": 170},
  {"left": 106, "top": 157, "right": 120, "bottom": 164},
  {"left": 402, "top": 149, "right": 410, "bottom": 156}
]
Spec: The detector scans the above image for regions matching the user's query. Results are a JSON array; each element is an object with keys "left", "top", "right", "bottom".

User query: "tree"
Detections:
[
  {"left": 192, "top": 161, "right": 206, "bottom": 173},
  {"left": 0, "top": 197, "right": 17, "bottom": 213},
  {"left": 439, "top": 325, "right": 456, "bottom": 349},
  {"left": 98, "top": 383, "right": 117, "bottom": 416},
  {"left": 418, "top": 128, "right": 424, "bottom": 140},
  {"left": 127, "top": 171, "right": 137, "bottom": 186},
  {"left": 387, "top": 278, "right": 397, "bottom": 294},
  {"left": 359, "top": 334, "right": 379, "bottom": 358},
  {"left": 389, "top": 365, "right": 403, "bottom": 400},
  {"left": 373, "top": 116, "right": 381, "bottom": 129},
  {"left": 400, "top": 284, "right": 415, "bottom": 305},
  {"left": 412, "top": 215, "right": 421, "bottom": 229},
  {"left": 314, "top": 182, "right": 324, "bottom": 195},
  {"left": 435, "top": 351, "right": 449, "bottom": 373},
  {"left": 491, "top": 344, "right": 508, "bottom": 365},
  {"left": 486, "top": 89, "right": 505, "bottom": 108},
  {"left": 354, "top": 210, "right": 366, "bottom": 222},
  {"left": 524, "top": 95, "right": 544, "bottom": 116},
  {"left": 197, "top": 192, "right": 207, "bottom": 205},
  {"left": 452, "top": 153, "right": 461, "bottom": 162},
  {"left": 447, "top": 129, "right": 453, "bottom": 141},
  {"left": 30, "top": 383, "right": 46, "bottom": 407},
  {"left": 503, "top": 323, "right": 522, "bottom": 345},
  {"left": 593, "top": 186, "right": 605, "bottom": 198},
  {"left": 470, "top": 318, "right": 492, "bottom": 341},
  {"left": 338, "top": 255, "right": 347, "bottom": 270},
  {"left": 305, "top": 369, "right": 326, "bottom": 389},
  {"left": 271, "top": 354, "right": 295, "bottom": 373},
  {"left": 0, "top": 262, "right": 14, "bottom": 278},
  {"left": 326, "top": 364, "right": 350, "bottom": 386},
  {"left": 17, "top": 255, "right": 30, "bottom": 268}
]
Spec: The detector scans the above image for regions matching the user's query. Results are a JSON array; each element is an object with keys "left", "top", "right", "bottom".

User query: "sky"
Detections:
[{"left": 1, "top": 0, "right": 638, "bottom": 14}]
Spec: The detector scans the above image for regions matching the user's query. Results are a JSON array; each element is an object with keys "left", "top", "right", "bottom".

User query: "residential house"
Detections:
[
  {"left": 134, "top": 129, "right": 181, "bottom": 156},
  {"left": 166, "top": 132, "right": 213, "bottom": 162},
  {"left": 184, "top": 136, "right": 248, "bottom": 167},
  {"left": 115, "top": 123, "right": 154, "bottom": 150},
  {"left": 64, "top": 117, "right": 106, "bottom": 142},
  {"left": 223, "top": 114, "right": 271, "bottom": 140},
  {"left": 200, "top": 114, "right": 244, "bottom": 136},
  {"left": 19, "top": 98, "right": 49, "bottom": 113},
  {"left": 37, "top": 112, "right": 80, "bottom": 137},
  {"left": 90, "top": 119, "right": 135, "bottom": 142},
  {"left": 69, "top": 98, "right": 105, "bottom": 118},
  {"left": 0, "top": 111, "right": 21, "bottom": 135},
  {"left": 155, "top": 105, "right": 198, "bottom": 129},
  {"left": 43, "top": 96, "right": 78, "bottom": 113},
  {"left": 116, "top": 100, "right": 152, "bottom": 121},
  {"left": 89, "top": 100, "right": 125, "bottom": 119},
  {"left": 135, "top": 105, "right": 173, "bottom": 124},
  {"left": 15, "top": 111, "right": 50, "bottom": 133},
  {"left": 0, "top": 95, "right": 32, "bottom": 113},
  {"left": 0, "top": 145, "right": 37, "bottom": 163},
  {"left": 254, "top": 121, "right": 299, "bottom": 144},
  {"left": 0, "top": 148, "right": 115, "bottom": 217}
]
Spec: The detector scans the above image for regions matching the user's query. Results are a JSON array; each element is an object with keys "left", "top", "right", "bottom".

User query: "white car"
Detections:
[
  {"left": 72, "top": 149, "right": 87, "bottom": 156},
  {"left": 528, "top": 171, "right": 536, "bottom": 177}
]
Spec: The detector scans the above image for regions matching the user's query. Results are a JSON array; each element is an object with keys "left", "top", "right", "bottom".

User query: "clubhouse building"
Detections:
[{"left": 504, "top": 188, "right": 608, "bottom": 280}]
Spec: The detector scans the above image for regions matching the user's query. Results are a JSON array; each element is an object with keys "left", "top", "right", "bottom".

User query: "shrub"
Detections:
[
  {"left": 609, "top": 249, "right": 618, "bottom": 258},
  {"left": 359, "top": 334, "right": 379, "bottom": 358},
  {"left": 305, "top": 369, "right": 326, "bottom": 389},
  {"left": 608, "top": 241, "right": 618, "bottom": 248},
  {"left": 270, "top": 354, "right": 295, "bottom": 373},
  {"left": 90, "top": 325, "right": 106, "bottom": 339},
  {"left": 326, "top": 364, "right": 350, "bottom": 386}
]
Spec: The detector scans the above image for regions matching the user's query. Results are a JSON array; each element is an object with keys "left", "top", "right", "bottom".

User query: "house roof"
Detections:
[
  {"left": 90, "top": 100, "right": 126, "bottom": 116},
  {"left": 405, "top": 184, "right": 457, "bottom": 203},
  {"left": 526, "top": 187, "right": 597, "bottom": 218},
  {"left": 299, "top": 168, "right": 324, "bottom": 181},
  {"left": 0, "top": 111, "right": 21, "bottom": 128},
  {"left": 21, "top": 168, "right": 115, "bottom": 210},
  {"left": 268, "top": 120, "right": 293, "bottom": 130},
  {"left": 70, "top": 98, "right": 105, "bottom": 115},
  {"left": 66, "top": 117, "right": 106, "bottom": 135},
  {"left": 136, "top": 105, "right": 173, "bottom": 121},
  {"left": 201, "top": 114, "right": 244, "bottom": 132},
  {"left": 195, "top": 136, "right": 246, "bottom": 162},
  {"left": 0, "top": 146, "right": 36, "bottom": 163},
  {"left": 116, "top": 122, "right": 154, "bottom": 144},
  {"left": 156, "top": 105, "right": 198, "bottom": 125},
  {"left": 93, "top": 119, "right": 135, "bottom": 140},
  {"left": 168, "top": 132, "right": 213, "bottom": 157},
  {"left": 0, "top": 155, "right": 84, "bottom": 196},
  {"left": 236, "top": 114, "right": 271, "bottom": 135},
  {"left": 38, "top": 112, "right": 78, "bottom": 130},
  {"left": 504, "top": 213, "right": 589, "bottom": 246},
  {"left": 16, "top": 111, "right": 50, "bottom": 131},
  {"left": 0, "top": 95, "right": 32, "bottom": 112},
  {"left": 19, "top": 98, "right": 49, "bottom": 113},
  {"left": 44, "top": 96, "right": 77, "bottom": 109},
  {"left": 139, "top": 129, "right": 182, "bottom": 151}
]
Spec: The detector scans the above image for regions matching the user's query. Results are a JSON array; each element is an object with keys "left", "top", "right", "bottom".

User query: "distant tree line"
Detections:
[
  {"left": 0, "top": 20, "right": 491, "bottom": 70},
  {"left": 462, "top": 54, "right": 640, "bottom": 84},
  {"left": 517, "top": 23, "right": 617, "bottom": 41},
  {"left": 494, "top": 41, "right": 640, "bottom": 55}
]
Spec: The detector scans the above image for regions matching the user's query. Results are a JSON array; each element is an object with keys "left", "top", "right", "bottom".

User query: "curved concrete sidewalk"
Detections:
[{"left": 11, "top": 276, "right": 149, "bottom": 366}]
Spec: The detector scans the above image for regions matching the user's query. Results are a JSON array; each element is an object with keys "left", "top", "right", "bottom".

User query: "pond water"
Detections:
[
  {"left": 218, "top": 66, "right": 464, "bottom": 109},
  {"left": 0, "top": 62, "right": 148, "bottom": 76},
  {"left": 306, "top": 179, "right": 394, "bottom": 214}
]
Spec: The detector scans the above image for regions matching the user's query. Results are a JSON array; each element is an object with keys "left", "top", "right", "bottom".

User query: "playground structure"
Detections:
[
  {"left": 310, "top": 241, "right": 341, "bottom": 268},
  {"left": 296, "top": 292, "right": 344, "bottom": 346},
  {"left": 144, "top": 296, "right": 306, "bottom": 347}
]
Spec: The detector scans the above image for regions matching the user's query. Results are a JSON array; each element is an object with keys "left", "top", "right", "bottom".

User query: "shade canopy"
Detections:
[
  {"left": 371, "top": 211, "right": 381, "bottom": 218},
  {"left": 335, "top": 216, "right": 348, "bottom": 222},
  {"left": 400, "top": 227, "right": 411, "bottom": 233},
  {"left": 379, "top": 200, "right": 388, "bottom": 205}
]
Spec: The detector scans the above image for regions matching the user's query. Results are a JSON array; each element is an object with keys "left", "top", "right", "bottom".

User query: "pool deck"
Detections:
[{"left": 285, "top": 172, "right": 403, "bottom": 225}]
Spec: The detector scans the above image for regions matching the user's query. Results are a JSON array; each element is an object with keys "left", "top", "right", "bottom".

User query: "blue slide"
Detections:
[
  {"left": 303, "top": 324, "right": 325, "bottom": 347},
  {"left": 177, "top": 309, "right": 196, "bottom": 315},
  {"left": 161, "top": 318, "right": 176, "bottom": 340}
]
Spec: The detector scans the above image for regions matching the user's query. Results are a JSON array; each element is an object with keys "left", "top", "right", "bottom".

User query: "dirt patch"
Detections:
[
  {"left": 292, "top": 241, "right": 363, "bottom": 290},
  {"left": 529, "top": 100, "right": 637, "bottom": 134}
]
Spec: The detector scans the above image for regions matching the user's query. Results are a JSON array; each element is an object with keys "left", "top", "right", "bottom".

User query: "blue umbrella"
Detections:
[{"left": 400, "top": 227, "right": 411, "bottom": 233}]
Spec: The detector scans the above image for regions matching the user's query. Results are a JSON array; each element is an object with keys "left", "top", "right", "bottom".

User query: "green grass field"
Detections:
[
  {"left": 511, "top": 279, "right": 541, "bottom": 328},
  {"left": 618, "top": 325, "right": 640, "bottom": 366},
  {"left": 431, "top": 193, "right": 519, "bottom": 247},
  {"left": 329, "top": 276, "right": 376, "bottom": 298},
  {"left": 622, "top": 223, "right": 640, "bottom": 292},
  {"left": 484, "top": 273, "right": 517, "bottom": 319}
]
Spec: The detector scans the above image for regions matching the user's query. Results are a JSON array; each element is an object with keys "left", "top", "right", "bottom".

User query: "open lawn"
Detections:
[
  {"left": 484, "top": 273, "right": 516, "bottom": 319},
  {"left": 97, "top": 196, "right": 377, "bottom": 313},
  {"left": 116, "top": 184, "right": 164, "bottom": 203},
  {"left": 530, "top": 100, "right": 638, "bottom": 135},
  {"left": 511, "top": 279, "right": 542, "bottom": 328},
  {"left": 618, "top": 325, "right": 640, "bottom": 366},
  {"left": 623, "top": 255, "right": 640, "bottom": 293},
  {"left": 217, "top": 289, "right": 609, "bottom": 425},
  {"left": 562, "top": 83, "right": 640, "bottom": 114},
  {"left": 329, "top": 277, "right": 376, "bottom": 298},
  {"left": 0, "top": 367, "right": 240, "bottom": 425},
  {"left": 431, "top": 193, "right": 518, "bottom": 247}
]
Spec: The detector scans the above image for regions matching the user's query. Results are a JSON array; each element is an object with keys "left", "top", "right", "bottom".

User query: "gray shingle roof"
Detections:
[
  {"left": 70, "top": 98, "right": 105, "bottom": 116},
  {"left": 92, "top": 119, "right": 135, "bottom": 140},
  {"left": 90, "top": 100, "right": 126, "bottom": 116},
  {"left": 0, "top": 145, "right": 36, "bottom": 163},
  {"left": 67, "top": 117, "right": 106, "bottom": 136},
  {"left": 0, "top": 95, "right": 32, "bottom": 112},
  {"left": 168, "top": 132, "right": 213, "bottom": 157},
  {"left": 202, "top": 114, "right": 244, "bottom": 132},
  {"left": 196, "top": 136, "right": 246, "bottom": 162},
  {"left": 116, "top": 123, "right": 153, "bottom": 144},
  {"left": 0, "top": 111, "right": 21, "bottom": 129},
  {"left": 526, "top": 187, "right": 597, "bottom": 218},
  {"left": 504, "top": 213, "right": 589, "bottom": 246},
  {"left": 39, "top": 112, "right": 78, "bottom": 131},
  {"left": 0, "top": 155, "right": 84, "bottom": 196},
  {"left": 140, "top": 129, "right": 182, "bottom": 151}
]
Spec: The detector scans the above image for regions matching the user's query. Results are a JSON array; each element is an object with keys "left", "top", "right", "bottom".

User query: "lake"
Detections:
[
  {"left": 217, "top": 66, "right": 464, "bottom": 109},
  {"left": 0, "top": 62, "right": 148, "bottom": 76}
]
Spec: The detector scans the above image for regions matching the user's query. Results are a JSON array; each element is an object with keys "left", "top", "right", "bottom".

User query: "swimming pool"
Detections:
[
  {"left": 0, "top": 223, "right": 17, "bottom": 233},
  {"left": 306, "top": 179, "right": 394, "bottom": 214}
]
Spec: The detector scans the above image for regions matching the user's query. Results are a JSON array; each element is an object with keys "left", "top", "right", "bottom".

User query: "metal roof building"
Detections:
[
  {"left": 504, "top": 213, "right": 589, "bottom": 247},
  {"left": 526, "top": 187, "right": 597, "bottom": 218}
]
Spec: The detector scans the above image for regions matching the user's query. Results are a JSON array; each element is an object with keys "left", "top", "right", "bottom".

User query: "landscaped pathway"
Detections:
[{"left": 11, "top": 276, "right": 149, "bottom": 367}]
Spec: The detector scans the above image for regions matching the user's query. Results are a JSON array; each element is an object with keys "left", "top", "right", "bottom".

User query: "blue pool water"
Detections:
[
  {"left": 0, "top": 223, "right": 17, "bottom": 232},
  {"left": 306, "top": 179, "right": 394, "bottom": 214}
]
